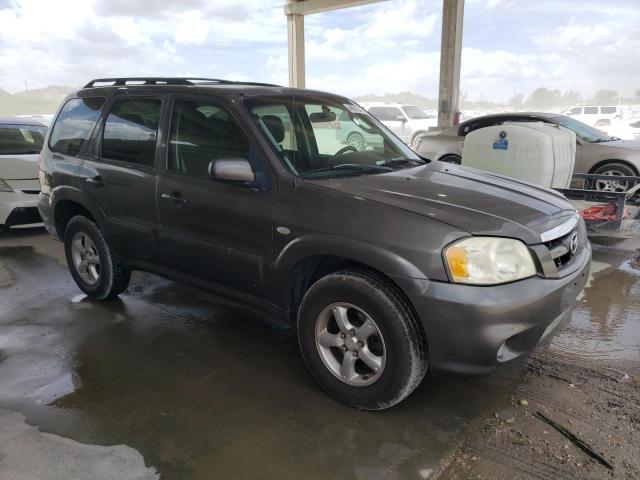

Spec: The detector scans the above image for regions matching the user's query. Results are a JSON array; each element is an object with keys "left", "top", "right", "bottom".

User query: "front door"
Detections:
[
  {"left": 82, "top": 95, "right": 164, "bottom": 259},
  {"left": 156, "top": 97, "right": 275, "bottom": 297}
]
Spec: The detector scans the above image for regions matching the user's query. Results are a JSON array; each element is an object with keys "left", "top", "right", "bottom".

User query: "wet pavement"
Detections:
[{"left": 0, "top": 228, "right": 638, "bottom": 479}]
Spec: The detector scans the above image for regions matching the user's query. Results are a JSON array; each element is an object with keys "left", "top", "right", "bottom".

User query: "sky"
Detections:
[{"left": 0, "top": 0, "right": 638, "bottom": 101}]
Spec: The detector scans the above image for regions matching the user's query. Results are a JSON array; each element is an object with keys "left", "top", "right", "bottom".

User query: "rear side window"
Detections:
[
  {"left": 49, "top": 98, "right": 105, "bottom": 156},
  {"left": 584, "top": 107, "right": 598, "bottom": 114},
  {"left": 102, "top": 98, "right": 162, "bottom": 166},
  {"left": 601, "top": 106, "right": 617, "bottom": 114},
  {"left": 0, "top": 124, "right": 47, "bottom": 155}
]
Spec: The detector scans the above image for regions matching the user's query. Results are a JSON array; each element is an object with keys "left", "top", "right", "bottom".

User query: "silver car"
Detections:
[{"left": 414, "top": 112, "right": 640, "bottom": 192}]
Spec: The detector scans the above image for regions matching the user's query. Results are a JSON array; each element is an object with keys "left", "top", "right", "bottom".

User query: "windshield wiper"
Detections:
[
  {"left": 378, "top": 156, "right": 426, "bottom": 167},
  {"left": 304, "top": 163, "right": 393, "bottom": 175}
]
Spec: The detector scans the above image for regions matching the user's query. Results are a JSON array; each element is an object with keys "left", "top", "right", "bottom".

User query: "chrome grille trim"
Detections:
[{"left": 540, "top": 215, "right": 579, "bottom": 243}]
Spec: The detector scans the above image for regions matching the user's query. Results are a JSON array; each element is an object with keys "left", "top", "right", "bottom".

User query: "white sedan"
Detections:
[{"left": 0, "top": 117, "right": 47, "bottom": 229}]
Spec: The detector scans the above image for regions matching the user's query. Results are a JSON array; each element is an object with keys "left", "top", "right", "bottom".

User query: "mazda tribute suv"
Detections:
[{"left": 37, "top": 78, "right": 591, "bottom": 410}]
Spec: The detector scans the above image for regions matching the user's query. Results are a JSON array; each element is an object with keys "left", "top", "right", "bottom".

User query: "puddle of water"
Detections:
[{"left": 550, "top": 257, "right": 640, "bottom": 363}]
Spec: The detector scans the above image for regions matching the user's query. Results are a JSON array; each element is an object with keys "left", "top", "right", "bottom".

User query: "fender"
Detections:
[
  {"left": 272, "top": 233, "right": 430, "bottom": 307},
  {"left": 50, "top": 185, "right": 107, "bottom": 231}
]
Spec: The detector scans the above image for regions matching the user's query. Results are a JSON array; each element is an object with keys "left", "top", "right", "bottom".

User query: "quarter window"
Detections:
[
  {"left": 49, "top": 97, "right": 105, "bottom": 156},
  {"left": 601, "top": 106, "right": 617, "bottom": 114},
  {"left": 102, "top": 98, "right": 161, "bottom": 166},
  {"left": 169, "top": 99, "right": 250, "bottom": 179}
]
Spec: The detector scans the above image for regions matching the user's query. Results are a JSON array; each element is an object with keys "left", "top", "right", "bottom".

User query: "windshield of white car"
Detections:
[
  {"left": 554, "top": 116, "right": 617, "bottom": 143},
  {"left": 402, "top": 106, "right": 431, "bottom": 119},
  {"left": 0, "top": 124, "right": 47, "bottom": 155},
  {"left": 245, "top": 96, "right": 423, "bottom": 178}
]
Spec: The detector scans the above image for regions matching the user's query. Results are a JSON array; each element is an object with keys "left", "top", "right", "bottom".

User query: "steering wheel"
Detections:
[{"left": 334, "top": 145, "right": 358, "bottom": 156}]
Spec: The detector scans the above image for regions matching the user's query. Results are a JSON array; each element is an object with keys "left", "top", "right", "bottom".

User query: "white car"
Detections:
[
  {"left": 0, "top": 117, "right": 47, "bottom": 229},
  {"left": 362, "top": 102, "right": 437, "bottom": 146},
  {"left": 607, "top": 117, "right": 640, "bottom": 141},
  {"left": 563, "top": 105, "right": 621, "bottom": 128}
]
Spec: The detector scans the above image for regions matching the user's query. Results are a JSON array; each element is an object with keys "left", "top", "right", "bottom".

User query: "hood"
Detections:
[
  {"left": 0, "top": 153, "right": 39, "bottom": 180},
  {"left": 309, "top": 162, "right": 576, "bottom": 244}
]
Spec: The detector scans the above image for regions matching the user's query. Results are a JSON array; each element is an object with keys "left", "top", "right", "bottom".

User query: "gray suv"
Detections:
[{"left": 37, "top": 78, "right": 591, "bottom": 410}]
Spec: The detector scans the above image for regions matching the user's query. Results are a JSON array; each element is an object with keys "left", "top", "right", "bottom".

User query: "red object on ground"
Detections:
[{"left": 579, "top": 203, "right": 629, "bottom": 222}]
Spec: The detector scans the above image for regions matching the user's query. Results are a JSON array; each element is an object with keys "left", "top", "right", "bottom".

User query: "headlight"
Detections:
[
  {"left": 0, "top": 178, "right": 13, "bottom": 192},
  {"left": 444, "top": 237, "right": 536, "bottom": 285}
]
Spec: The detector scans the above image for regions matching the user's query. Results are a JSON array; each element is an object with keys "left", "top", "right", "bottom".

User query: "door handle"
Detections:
[
  {"left": 85, "top": 176, "right": 106, "bottom": 187},
  {"left": 161, "top": 192, "right": 187, "bottom": 206}
]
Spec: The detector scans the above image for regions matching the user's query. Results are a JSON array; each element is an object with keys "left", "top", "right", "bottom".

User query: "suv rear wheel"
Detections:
[
  {"left": 297, "top": 269, "right": 428, "bottom": 410},
  {"left": 64, "top": 215, "right": 131, "bottom": 300}
]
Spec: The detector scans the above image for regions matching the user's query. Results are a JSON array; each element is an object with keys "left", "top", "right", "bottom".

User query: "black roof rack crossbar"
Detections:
[{"left": 83, "top": 77, "right": 280, "bottom": 88}]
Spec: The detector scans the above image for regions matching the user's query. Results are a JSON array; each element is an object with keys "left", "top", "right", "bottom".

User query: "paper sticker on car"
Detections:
[
  {"left": 493, "top": 131, "right": 508, "bottom": 150},
  {"left": 343, "top": 104, "right": 367, "bottom": 115}
]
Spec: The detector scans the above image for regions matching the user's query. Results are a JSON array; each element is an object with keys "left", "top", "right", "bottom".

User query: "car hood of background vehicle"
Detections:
[
  {"left": 309, "top": 162, "right": 576, "bottom": 244},
  {"left": 0, "top": 154, "right": 39, "bottom": 180}
]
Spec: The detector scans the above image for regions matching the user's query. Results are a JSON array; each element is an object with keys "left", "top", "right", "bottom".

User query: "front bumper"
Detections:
[{"left": 391, "top": 243, "right": 591, "bottom": 376}]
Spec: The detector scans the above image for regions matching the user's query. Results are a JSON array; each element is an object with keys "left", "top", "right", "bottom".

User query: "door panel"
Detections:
[
  {"left": 157, "top": 97, "right": 275, "bottom": 297},
  {"left": 81, "top": 96, "right": 163, "bottom": 259}
]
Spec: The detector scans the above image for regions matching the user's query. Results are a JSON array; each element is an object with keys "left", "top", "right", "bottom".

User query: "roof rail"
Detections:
[{"left": 83, "top": 77, "right": 281, "bottom": 88}]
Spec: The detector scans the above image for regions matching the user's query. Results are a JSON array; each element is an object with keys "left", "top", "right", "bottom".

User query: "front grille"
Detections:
[
  {"left": 544, "top": 229, "right": 577, "bottom": 269},
  {"left": 5, "top": 207, "right": 42, "bottom": 226}
]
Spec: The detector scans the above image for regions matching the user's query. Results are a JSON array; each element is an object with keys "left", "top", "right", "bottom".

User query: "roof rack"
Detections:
[{"left": 83, "top": 77, "right": 280, "bottom": 88}]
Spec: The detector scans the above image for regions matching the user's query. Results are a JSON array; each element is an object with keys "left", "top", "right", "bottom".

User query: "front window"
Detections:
[
  {"left": 402, "top": 106, "right": 431, "bottom": 119},
  {"left": 554, "top": 115, "right": 617, "bottom": 143},
  {"left": 245, "top": 96, "right": 423, "bottom": 178},
  {"left": 0, "top": 124, "right": 47, "bottom": 155}
]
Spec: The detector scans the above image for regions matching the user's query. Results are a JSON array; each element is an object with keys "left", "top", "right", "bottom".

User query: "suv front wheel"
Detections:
[
  {"left": 64, "top": 215, "right": 131, "bottom": 300},
  {"left": 298, "top": 269, "right": 428, "bottom": 410}
]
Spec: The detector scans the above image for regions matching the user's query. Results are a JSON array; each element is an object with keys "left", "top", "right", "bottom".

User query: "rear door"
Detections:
[
  {"left": 81, "top": 95, "right": 164, "bottom": 259},
  {"left": 156, "top": 95, "right": 275, "bottom": 297}
]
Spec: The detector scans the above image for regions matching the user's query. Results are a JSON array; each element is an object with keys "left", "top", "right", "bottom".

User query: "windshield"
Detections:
[
  {"left": 0, "top": 124, "right": 47, "bottom": 155},
  {"left": 402, "top": 105, "right": 430, "bottom": 119},
  {"left": 245, "top": 96, "right": 423, "bottom": 178},
  {"left": 554, "top": 115, "right": 617, "bottom": 143}
]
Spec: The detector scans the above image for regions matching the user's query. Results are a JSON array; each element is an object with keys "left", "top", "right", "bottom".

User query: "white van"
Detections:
[{"left": 564, "top": 105, "right": 621, "bottom": 128}]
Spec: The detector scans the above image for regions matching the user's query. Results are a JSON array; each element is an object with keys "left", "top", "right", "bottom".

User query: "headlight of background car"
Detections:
[
  {"left": 0, "top": 178, "right": 13, "bottom": 192},
  {"left": 445, "top": 237, "right": 536, "bottom": 285}
]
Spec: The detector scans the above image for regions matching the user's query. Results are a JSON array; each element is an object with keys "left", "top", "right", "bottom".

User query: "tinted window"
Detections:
[
  {"left": 368, "top": 107, "right": 403, "bottom": 121},
  {"left": 601, "top": 106, "right": 617, "bottom": 114},
  {"left": 0, "top": 124, "right": 47, "bottom": 155},
  {"left": 49, "top": 97, "right": 104, "bottom": 156},
  {"left": 169, "top": 99, "right": 250, "bottom": 179},
  {"left": 584, "top": 107, "right": 598, "bottom": 114},
  {"left": 102, "top": 98, "right": 161, "bottom": 166},
  {"left": 568, "top": 107, "right": 582, "bottom": 115}
]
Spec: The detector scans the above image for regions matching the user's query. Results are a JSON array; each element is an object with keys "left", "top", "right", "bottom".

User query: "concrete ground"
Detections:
[{"left": 0, "top": 228, "right": 638, "bottom": 480}]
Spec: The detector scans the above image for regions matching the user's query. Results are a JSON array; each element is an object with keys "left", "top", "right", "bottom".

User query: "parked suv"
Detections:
[
  {"left": 564, "top": 105, "right": 621, "bottom": 128},
  {"left": 362, "top": 102, "right": 437, "bottom": 146},
  {"left": 38, "top": 78, "right": 591, "bottom": 410}
]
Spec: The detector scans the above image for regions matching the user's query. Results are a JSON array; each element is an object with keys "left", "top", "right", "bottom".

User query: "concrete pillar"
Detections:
[
  {"left": 287, "top": 13, "right": 305, "bottom": 88},
  {"left": 437, "top": 0, "right": 464, "bottom": 129}
]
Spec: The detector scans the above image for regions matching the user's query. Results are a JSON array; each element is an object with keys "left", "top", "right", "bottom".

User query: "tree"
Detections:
[
  {"left": 561, "top": 90, "right": 582, "bottom": 106},
  {"left": 591, "top": 89, "right": 619, "bottom": 105},
  {"left": 525, "top": 88, "right": 562, "bottom": 108},
  {"left": 507, "top": 93, "right": 524, "bottom": 108}
]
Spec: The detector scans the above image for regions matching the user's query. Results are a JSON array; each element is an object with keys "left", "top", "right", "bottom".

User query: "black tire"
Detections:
[
  {"left": 297, "top": 269, "right": 428, "bottom": 410},
  {"left": 64, "top": 215, "right": 131, "bottom": 300},
  {"left": 439, "top": 154, "right": 461, "bottom": 165},
  {"left": 587, "top": 162, "right": 638, "bottom": 193}
]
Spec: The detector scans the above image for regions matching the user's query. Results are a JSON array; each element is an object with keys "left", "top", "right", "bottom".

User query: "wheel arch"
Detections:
[
  {"left": 273, "top": 235, "right": 428, "bottom": 325},
  {"left": 588, "top": 159, "right": 639, "bottom": 176},
  {"left": 51, "top": 186, "right": 105, "bottom": 240}
]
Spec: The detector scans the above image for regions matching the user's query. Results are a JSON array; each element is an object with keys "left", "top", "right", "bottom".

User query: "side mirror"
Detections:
[
  {"left": 395, "top": 115, "right": 406, "bottom": 123},
  {"left": 209, "top": 158, "right": 255, "bottom": 183}
]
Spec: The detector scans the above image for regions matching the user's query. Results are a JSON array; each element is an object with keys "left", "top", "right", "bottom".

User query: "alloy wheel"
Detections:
[
  {"left": 314, "top": 302, "right": 386, "bottom": 387},
  {"left": 70, "top": 232, "right": 101, "bottom": 285}
]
